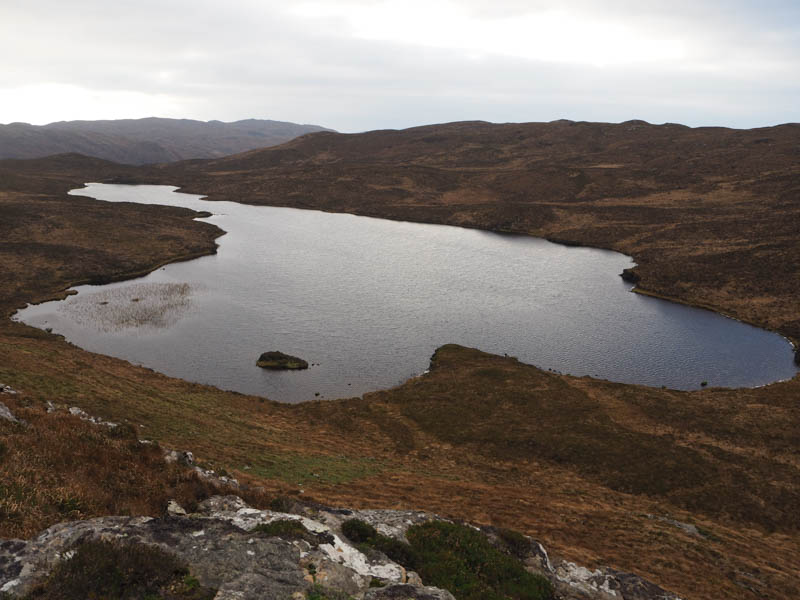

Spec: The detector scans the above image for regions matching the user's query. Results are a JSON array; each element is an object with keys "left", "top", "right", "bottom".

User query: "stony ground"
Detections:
[{"left": 1, "top": 489, "right": 681, "bottom": 600}]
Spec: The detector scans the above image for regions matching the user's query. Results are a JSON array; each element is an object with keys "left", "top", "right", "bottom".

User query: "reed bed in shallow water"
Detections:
[{"left": 59, "top": 282, "right": 193, "bottom": 333}]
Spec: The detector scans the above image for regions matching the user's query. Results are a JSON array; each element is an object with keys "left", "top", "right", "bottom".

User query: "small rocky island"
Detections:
[
  {"left": 256, "top": 351, "right": 308, "bottom": 370},
  {"left": 620, "top": 267, "right": 641, "bottom": 284}
]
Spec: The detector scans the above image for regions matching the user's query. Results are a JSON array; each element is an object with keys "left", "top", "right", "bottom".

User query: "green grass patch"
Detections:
[
  {"left": 268, "top": 496, "right": 296, "bottom": 512},
  {"left": 254, "top": 518, "right": 309, "bottom": 537},
  {"left": 250, "top": 453, "right": 383, "bottom": 485},
  {"left": 341, "top": 519, "right": 419, "bottom": 569},
  {"left": 495, "top": 527, "right": 532, "bottom": 560},
  {"left": 406, "top": 521, "right": 553, "bottom": 600},
  {"left": 252, "top": 518, "right": 333, "bottom": 547},
  {"left": 341, "top": 519, "right": 552, "bottom": 600},
  {"left": 306, "top": 584, "right": 352, "bottom": 600},
  {"left": 0, "top": 367, "right": 81, "bottom": 401}
]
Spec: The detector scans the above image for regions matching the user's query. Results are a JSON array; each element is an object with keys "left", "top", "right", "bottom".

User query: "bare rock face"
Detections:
[
  {"left": 193, "top": 496, "right": 408, "bottom": 584},
  {"left": 0, "top": 495, "right": 683, "bottom": 600},
  {"left": 0, "top": 496, "right": 451, "bottom": 600},
  {"left": 0, "top": 516, "right": 306, "bottom": 599}
]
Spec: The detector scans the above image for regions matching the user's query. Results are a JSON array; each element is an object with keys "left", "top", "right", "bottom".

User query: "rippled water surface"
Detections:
[{"left": 14, "top": 184, "right": 797, "bottom": 402}]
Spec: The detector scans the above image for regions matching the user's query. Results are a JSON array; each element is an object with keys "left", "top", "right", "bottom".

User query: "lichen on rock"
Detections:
[{"left": 0, "top": 495, "right": 683, "bottom": 600}]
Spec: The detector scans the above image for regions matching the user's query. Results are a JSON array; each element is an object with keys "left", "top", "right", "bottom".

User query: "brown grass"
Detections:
[
  {"left": 3, "top": 329, "right": 799, "bottom": 599},
  {"left": 0, "top": 395, "right": 228, "bottom": 539},
  {"left": 1, "top": 128, "right": 800, "bottom": 600}
]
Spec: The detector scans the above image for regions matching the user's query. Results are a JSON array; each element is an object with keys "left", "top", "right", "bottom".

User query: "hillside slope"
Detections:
[
  {"left": 0, "top": 117, "right": 333, "bottom": 164},
  {"left": 1, "top": 128, "right": 800, "bottom": 599}
]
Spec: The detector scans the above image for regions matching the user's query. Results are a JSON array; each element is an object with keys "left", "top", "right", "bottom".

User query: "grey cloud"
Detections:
[{"left": 1, "top": 0, "right": 798, "bottom": 129}]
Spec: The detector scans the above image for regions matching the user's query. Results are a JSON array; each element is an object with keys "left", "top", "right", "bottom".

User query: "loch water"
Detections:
[{"left": 14, "top": 184, "right": 797, "bottom": 402}]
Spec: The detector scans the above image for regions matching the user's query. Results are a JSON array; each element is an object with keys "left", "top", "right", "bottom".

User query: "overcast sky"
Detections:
[{"left": 1, "top": 0, "right": 798, "bottom": 131}]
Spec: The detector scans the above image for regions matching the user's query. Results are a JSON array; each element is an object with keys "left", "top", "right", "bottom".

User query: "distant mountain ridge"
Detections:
[{"left": 0, "top": 117, "right": 334, "bottom": 164}]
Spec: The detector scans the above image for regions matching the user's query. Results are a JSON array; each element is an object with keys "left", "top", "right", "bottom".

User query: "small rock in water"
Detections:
[
  {"left": 256, "top": 351, "right": 309, "bottom": 370},
  {"left": 620, "top": 267, "right": 641, "bottom": 283}
]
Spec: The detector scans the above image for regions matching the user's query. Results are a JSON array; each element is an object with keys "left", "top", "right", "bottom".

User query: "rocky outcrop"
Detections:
[
  {"left": 0, "top": 516, "right": 307, "bottom": 599},
  {"left": 620, "top": 268, "right": 641, "bottom": 284},
  {"left": 0, "top": 496, "right": 451, "bottom": 600},
  {"left": 257, "top": 351, "right": 309, "bottom": 370},
  {"left": 38, "top": 401, "right": 242, "bottom": 491},
  {"left": 0, "top": 386, "right": 24, "bottom": 426},
  {"left": 0, "top": 399, "right": 682, "bottom": 599},
  {"left": 0, "top": 402, "right": 23, "bottom": 426},
  {"left": 68, "top": 405, "right": 118, "bottom": 428},
  {"left": 164, "top": 449, "right": 241, "bottom": 489},
  {"left": 0, "top": 495, "right": 682, "bottom": 600}
]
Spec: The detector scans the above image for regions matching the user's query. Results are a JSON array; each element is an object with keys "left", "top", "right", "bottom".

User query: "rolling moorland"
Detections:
[
  {"left": 1, "top": 120, "right": 799, "bottom": 599},
  {"left": 0, "top": 118, "right": 332, "bottom": 165}
]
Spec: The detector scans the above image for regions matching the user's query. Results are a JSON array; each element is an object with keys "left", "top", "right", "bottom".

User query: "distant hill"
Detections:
[{"left": 0, "top": 117, "right": 334, "bottom": 164}]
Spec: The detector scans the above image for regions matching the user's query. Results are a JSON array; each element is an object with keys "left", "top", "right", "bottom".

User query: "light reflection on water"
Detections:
[{"left": 13, "top": 183, "right": 798, "bottom": 402}]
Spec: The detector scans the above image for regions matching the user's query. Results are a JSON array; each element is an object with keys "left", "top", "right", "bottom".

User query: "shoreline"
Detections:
[{"left": 10, "top": 180, "right": 796, "bottom": 397}]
